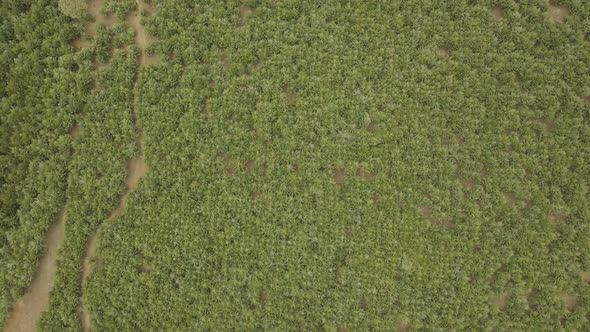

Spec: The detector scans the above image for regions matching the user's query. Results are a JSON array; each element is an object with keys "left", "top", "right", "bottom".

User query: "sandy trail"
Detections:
[
  {"left": 87, "top": 0, "right": 117, "bottom": 35},
  {"left": 5, "top": 0, "right": 154, "bottom": 330},
  {"left": 109, "top": 152, "right": 149, "bottom": 219},
  {"left": 125, "top": 0, "right": 159, "bottom": 67},
  {"left": 79, "top": 233, "right": 97, "bottom": 332},
  {"left": 3, "top": 209, "right": 67, "bottom": 332},
  {"left": 79, "top": 2, "right": 152, "bottom": 331}
]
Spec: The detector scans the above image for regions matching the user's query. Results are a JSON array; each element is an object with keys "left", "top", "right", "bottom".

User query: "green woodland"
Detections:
[{"left": 1, "top": 0, "right": 590, "bottom": 331}]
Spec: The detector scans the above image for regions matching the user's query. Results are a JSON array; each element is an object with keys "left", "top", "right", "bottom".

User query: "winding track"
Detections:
[
  {"left": 2, "top": 1, "right": 158, "bottom": 331},
  {"left": 3, "top": 210, "right": 67, "bottom": 332},
  {"left": 79, "top": 1, "right": 154, "bottom": 331}
]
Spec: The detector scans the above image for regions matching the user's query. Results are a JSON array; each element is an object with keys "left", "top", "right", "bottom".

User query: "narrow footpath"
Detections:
[
  {"left": 78, "top": 1, "right": 155, "bottom": 331},
  {"left": 3, "top": 209, "right": 67, "bottom": 332}
]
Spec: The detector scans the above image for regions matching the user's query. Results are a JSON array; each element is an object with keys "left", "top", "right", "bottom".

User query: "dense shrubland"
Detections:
[
  {"left": 1, "top": 0, "right": 137, "bottom": 329},
  {"left": 85, "top": 0, "right": 589, "bottom": 330},
  {"left": 2, "top": 0, "right": 590, "bottom": 330},
  {"left": 39, "top": 46, "right": 138, "bottom": 330},
  {"left": 0, "top": 0, "right": 77, "bottom": 324}
]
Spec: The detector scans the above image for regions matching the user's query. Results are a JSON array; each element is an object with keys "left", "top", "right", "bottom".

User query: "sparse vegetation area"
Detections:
[{"left": 1, "top": 0, "right": 590, "bottom": 331}]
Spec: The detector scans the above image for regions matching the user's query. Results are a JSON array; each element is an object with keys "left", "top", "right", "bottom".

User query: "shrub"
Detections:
[{"left": 58, "top": 0, "right": 85, "bottom": 19}]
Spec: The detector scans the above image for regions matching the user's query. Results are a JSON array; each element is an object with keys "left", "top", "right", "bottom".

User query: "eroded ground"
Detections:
[
  {"left": 77, "top": 1, "right": 153, "bottom": 330},
  {"left": 3, "top": 209, "right": 66, "bottom": 332}
]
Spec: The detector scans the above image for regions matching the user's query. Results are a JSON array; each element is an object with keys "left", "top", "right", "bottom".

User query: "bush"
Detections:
[{"left": 58, "top": 0, "right": 85, "bottom": 19}]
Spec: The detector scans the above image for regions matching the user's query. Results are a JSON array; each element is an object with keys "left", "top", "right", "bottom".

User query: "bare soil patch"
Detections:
[
  {"left": 480, "top": 166, "right": 488, "bottom": 177},
  {"left": 71, "top": 38, "right": 90, "bottom": 49},
  {"left": 138, "top": 264, "right": 153, "bottom": 273},
  {"left": 359, "top": 296, "right": 368, "bottom": 310},
  {"left": 93, "top": 59, "right": 112, "bottom": 70},
  {"left": 288, "top": 163, "right": 299, "bottom": 172},
  {"left": 239, "top": 5, "right": 256, "bottom": 27},
  {"left": 491, "top": 294, "right": 509, "bottom": 310},
  {"left": 259, "top": 289, "right": 268, "bottom": 303},
  {"left": 334, "top": 168, "right": 344, "bottom": 185},
  {"left": 217, "top": 154, "right": 238, "bottom": 175},
  {"left": 526, "top": 289, "right": 539, "bottom": 310},
  {"left": 107, "top": 151, "right": 148, "bottom": 218},
  {"left": 4, "top": 209, "right": 67, "bottom": 332},
  {"left": 78, "top": 305, "right": 91, "bottom": 332},
  {"left": 126, "top": 156, "right": 149, "bottom": 190},
  {"left": 201, "top": 100, "right": 210, "bottom": 114},
  {"left": 126, "top": 0, "right": 160, "bottom": 67},
  {"left": 367, "top": 120, "right": 377, "bottom": 133},
  {"left": 337, "top": 325, "right": 350, "bottom": 332},
  {"left": 454, "top": 176, "right": 475, "bottom": 189},
  {"left": 109, "top": 193, "right": 126, "bottom": 219},
  {"left": 140, "top": 53, "right": 161, "bottom": 67},
  {"left": 69, "top": 123, "right": 82, "bottom": 137},
  {"left": 548, "top": 3, "right": 569, "bottom": 23},
  {"left": 86, "top": 0, "right": 117, "bottom": 36},
  {"left": 356, "top": 168, "right": 376, "bottom": 181},
  {"left": 438, "top": 47, "right": 449, "bottom": 58},
  {"left": 396, "top": 321, "right": 411, "bottom": 332},
  {"left": 560, "top": 293, "right": 578, "bottom": 310},
  {"left": 372, "top": 192, "right": 381, "bottom": 204},
  {"left": 420, "top": 205, "right": 434, "bottom": 222},
  {"left": 491, "top": 7, "right": 504, "bottom": 20},
  {"left": 218, "top": 49, "right": 231, "bottom": 70},
  {"left": 502, "top": 192, "right": 516, "bottom": 205},
  {"left": 546, "top": 213, "right": 566, "bottom": 222},
  {"left": 245, "top": 160, "right": 256, "bottom": 170},
  {"left": 251, "top": 62, "right": 262, "bottom": 73},
  {"left": 281, "top": 85, "right": 297, "bottom": 104}
]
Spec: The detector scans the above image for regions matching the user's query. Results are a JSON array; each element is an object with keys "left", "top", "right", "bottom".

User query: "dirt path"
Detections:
[
  {"left": 71, "top": 0, "right": 115, "bottom": 48},
  {"left": 110, "top": 0, "right": 151, "bottom": 219},
  {"left": 78, "top": 1, "right": 152, "bottom": 331},
  {"left": 79, "top": 233, "right": 97, "bottom": 332},
  {"left": 3, "top": 209, "right": 67, "bottom": 332},
  {"left": 125, "top": 0, "right": 159, "bottom": 67},
  {"left": 87, "top": 0, "right": 117, "bottom": 35},
  {"left": 108, "top": 149, "right": 149, "bottom": 219}
]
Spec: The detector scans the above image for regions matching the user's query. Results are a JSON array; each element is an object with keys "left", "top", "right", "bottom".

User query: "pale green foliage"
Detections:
[{"left": 58, "top": 0, "right": 86, "bottom": 19}]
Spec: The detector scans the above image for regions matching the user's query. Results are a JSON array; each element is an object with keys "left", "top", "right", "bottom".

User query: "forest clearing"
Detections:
[{"left": 1, "top": 0, "right": 589, "bottom": 331}]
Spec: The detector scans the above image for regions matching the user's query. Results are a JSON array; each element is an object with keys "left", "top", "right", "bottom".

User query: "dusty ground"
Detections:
[
  {"left": 77, "top": 1, "right": 153, "bottom": 331},
  {"left": 3, "top": 209, "right": 66, "bottom": 332}
]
